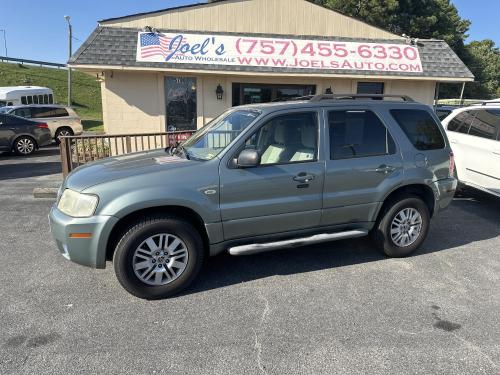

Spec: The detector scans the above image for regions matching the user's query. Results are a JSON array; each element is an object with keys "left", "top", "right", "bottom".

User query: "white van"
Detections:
[
  {"left": 441, "top": 102, "right": 500, "bottom": 197},
  {"left": 0, "top": 86, "right": 54, "bottom": 107}
]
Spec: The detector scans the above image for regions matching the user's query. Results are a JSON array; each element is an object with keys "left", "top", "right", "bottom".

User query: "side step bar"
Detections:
[{"left": 228, "top": 229, "right": 368, "bottom": 256}]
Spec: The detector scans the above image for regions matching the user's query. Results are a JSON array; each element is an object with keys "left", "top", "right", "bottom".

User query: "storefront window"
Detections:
[
  {"left": 232, "top": 83, "right": 316, "bottom": 106},
  {"left": 357, "top": 82, "right": 385, "bottom": 95},
  {"left": 165, "top": 77, "right": 197, "bottom": 131}
]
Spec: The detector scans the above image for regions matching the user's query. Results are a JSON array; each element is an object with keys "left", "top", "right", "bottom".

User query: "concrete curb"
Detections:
[{"left": 33, "top": 188, "right": 58, "bottom": 199}]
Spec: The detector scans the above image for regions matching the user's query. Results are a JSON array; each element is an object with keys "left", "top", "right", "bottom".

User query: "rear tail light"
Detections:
[
  {"left": 35, "top": 123, "right": 49, "bottom": 129},
  {"left": 449, "top": 151, "right": 455, "bottom": 177}
]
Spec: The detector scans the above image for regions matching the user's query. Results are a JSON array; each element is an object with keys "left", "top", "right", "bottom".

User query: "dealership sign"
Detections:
[{"left": 137, "top": 32, "right": 423, "bottom": 73}]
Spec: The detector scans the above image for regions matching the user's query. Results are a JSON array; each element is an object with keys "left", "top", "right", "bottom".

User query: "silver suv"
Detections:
[
  {"left": 49, "top": 94, "right": 457, "bottom": 299},
  {"left": 0, "top": 104, "right": 83, "bottom": 142}
]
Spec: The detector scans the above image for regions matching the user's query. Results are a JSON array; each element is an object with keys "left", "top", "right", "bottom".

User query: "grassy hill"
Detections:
[{"left": 0, "top": 62, "right": 103, "bottom": 132}]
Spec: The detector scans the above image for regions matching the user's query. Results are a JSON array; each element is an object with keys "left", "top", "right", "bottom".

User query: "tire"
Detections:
[
  {"left": 55, "top": 127, "right": 74, "bottom": 144},
  {"left": 13, "top": 136, "right": 36, "bottom": 156},
  {"left": 370, "top": 196, "right": 430, "bottom": 257},
  {"left": 113, "top": 216, "right": 205, "bottom": 299}
]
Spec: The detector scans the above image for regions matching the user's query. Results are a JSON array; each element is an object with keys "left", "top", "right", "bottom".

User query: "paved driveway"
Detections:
[
  {"left": 0, "top": 151, "right": 499, "bottom": 374},
  {"left": 0, "top": 145, "right": 62, "bottom": 194}
]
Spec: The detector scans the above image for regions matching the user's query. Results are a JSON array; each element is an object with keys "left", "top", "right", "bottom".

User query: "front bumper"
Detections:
[
  {"left": 432, "top": 177, "right": 458, "bottom": 213},
  {"left": 49, "top": 206, "right": 118, "bottom": 269}
]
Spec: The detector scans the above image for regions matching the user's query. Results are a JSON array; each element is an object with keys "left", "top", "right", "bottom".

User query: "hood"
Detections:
[{"left": 65, "top": 149, "right": 194, "bottom": 191}]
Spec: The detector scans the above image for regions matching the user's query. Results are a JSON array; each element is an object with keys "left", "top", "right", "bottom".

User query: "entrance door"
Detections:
[
  {"left": 165, "top": 77, "right": 197, "bottom": 131},
  {"left": 232, "top": 83, "right": 316, "bottom": 106},
  {"left": 219, "top": 110, "right": 324, "bottom": 241}
]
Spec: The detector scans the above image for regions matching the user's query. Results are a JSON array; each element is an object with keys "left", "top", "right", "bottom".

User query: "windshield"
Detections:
[
  {"left": 0, "top": 106, "right": 9, "bottom": 113},
  {"left": 181, "top": 109, "right": 261, "bottom": 160}
]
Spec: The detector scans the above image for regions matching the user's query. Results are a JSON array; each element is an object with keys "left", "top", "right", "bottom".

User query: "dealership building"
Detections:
[{"left": 70, "top": 0, "right": 474, "bottom": 135}]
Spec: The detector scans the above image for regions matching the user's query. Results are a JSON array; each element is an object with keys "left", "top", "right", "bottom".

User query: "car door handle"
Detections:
[
  {"left": 493, "top": 150, "right": 500, "bottom": 155},
  {"left": 293, "top": 173, "right": 315, "bottom": 183},
  {"left": 368, "top": 164, "right": 397, "bottom": 174},
  {"left": 376, "top": 165, "right": 396, "bottom": 174}
]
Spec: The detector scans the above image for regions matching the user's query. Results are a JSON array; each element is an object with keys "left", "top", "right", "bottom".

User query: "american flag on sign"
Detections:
[{"left": 139, "top": 33, "right": 172, "bottom": 58}]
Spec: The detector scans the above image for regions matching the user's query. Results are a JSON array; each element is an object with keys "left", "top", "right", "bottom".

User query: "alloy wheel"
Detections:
[
  {"left": 57, "top": 130, "right": 71, "bottom": 138},
  {"left": 390, "top": 207, "right": 423, "bottom": 247},
  {"left": 132, "top": 233, "right": 189, "bottom": 286},
  {"left": 16, "top": 138, "right": 35, "bottom": 155}
]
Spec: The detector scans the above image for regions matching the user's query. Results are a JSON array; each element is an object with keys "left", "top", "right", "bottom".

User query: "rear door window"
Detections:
[
  {"left": 447, "top": 110, "right": 475, "bottom": 134},
  {"left": 31, "top": 107, "right": 54, "bottom": 118},
  {"left": 468, "top": 109, "right": 500, "bottom": 140},
  {"left": 329, "top": 110, "right": 396, "bottom": 160},
  {"left": 390, "top": 109, "right": 445, "bottom": 150}
]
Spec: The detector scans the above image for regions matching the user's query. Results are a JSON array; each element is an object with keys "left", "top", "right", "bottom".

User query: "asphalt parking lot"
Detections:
[{"left": 0, "top": 148, "right": 499, "bottom": 374}]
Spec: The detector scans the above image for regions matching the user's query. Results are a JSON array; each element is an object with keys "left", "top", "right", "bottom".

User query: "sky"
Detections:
[{"left": 0, "top": 0, "right": 498, "bottom": 64}]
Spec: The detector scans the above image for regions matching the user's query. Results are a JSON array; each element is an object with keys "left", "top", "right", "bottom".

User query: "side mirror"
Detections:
[{"left": 237, "top": 148, "right": 260, "bottom": 168}]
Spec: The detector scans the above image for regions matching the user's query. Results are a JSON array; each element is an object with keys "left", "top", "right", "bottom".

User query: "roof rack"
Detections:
[
  {"left": 481, "top": 100, "right": 500, "bottom": 106},
  {"left": 309, "top": 94, "right": 414, "bottom": 102}
]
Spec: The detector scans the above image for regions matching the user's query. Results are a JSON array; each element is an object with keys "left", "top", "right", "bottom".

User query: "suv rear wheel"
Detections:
[
  {"left": 13, "top": 136, "right": 36, "bottom": 156},
  {"left": 113, "top": 216, "right": 205, "bottom": 299},
  {"left": 55, "top": 127, "right": 74, "bottom": 144},
  {"left": 371, "top": 196, "right": 430, "bottom": 257}
]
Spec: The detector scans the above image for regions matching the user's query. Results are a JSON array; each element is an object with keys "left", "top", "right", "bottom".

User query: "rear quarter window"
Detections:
[
  {"left": 390, "top": 109, "right": 445, "bottom": 150},
  {"left": 52, "top": 108, "right": 69, "bottom": 117}
]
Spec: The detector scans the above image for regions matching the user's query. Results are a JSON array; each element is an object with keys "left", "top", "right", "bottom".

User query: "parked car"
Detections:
[
  {"left": 0, "top": 86, "right": 54, "bottom": 107},
  {"left": 49, "top": 94, "right": 457, "bottom": 299},
  {"left": 441, "top": 102, "right": 500, "bottom": 197},
  {"left": 435, "top": 105, "right": 458, "bottom": 121},
  {"left": 0, "top": 113, "right": 52, "bottom": 155},
  {"left": 0, "top": 104, "right": 83, "bottom": 143}
]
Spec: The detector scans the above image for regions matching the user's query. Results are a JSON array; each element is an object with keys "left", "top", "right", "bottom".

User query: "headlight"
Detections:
[{"left": 58, "top": 189, "right": 99, "bottom": 217}]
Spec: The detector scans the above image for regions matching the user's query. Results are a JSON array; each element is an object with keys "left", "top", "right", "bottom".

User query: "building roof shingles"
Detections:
[{"left": 70, "top": 27, "right": 474, "bottom": 80}]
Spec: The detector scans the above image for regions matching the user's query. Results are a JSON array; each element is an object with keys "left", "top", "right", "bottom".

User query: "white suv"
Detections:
[
  {"left": 0, "top": 104, "right": 83, "bottom": 143},
  {"left": 441, "top": 103, "right": 500, "bottom": 197}
]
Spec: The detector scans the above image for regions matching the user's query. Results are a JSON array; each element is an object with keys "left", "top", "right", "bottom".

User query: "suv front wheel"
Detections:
[
  {"left": 113, "top": 216, "right": 205, "bottom": 299},
  {"left": 371, "top": 196, "right": 430, "bottom": 257}
]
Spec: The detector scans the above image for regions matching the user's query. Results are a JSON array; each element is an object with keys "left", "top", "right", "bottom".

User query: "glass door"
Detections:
[{"left": 165, "top": 77, "right": 197, "bottom": 131}]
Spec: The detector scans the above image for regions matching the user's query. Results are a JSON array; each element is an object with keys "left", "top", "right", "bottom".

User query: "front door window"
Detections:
[{"left": 165, "top": 77, "right": 197, "bottom": 131}]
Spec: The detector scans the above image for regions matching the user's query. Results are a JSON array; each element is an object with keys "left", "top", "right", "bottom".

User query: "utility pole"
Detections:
[
  {"left": 64, "top": 15, "right": 72, "bottom": 106},
  {"left": 0, "top": 29, "right": 7, "bottom": 57}
]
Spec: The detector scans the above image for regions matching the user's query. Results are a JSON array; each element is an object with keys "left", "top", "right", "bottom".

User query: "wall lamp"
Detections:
[{"left": 216, "top": 84, "right": 224, "bottom": 100}]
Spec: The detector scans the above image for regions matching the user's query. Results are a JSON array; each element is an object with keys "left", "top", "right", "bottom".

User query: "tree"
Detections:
[
  {"left": 313, "top": 0, "right": 500, "bottom": 98},
  {"left": 462, "top": 40, "right": 500, "bottom": 98},
  {"left": 316, "top": 0, "right": 470, "bottom": 52}
]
